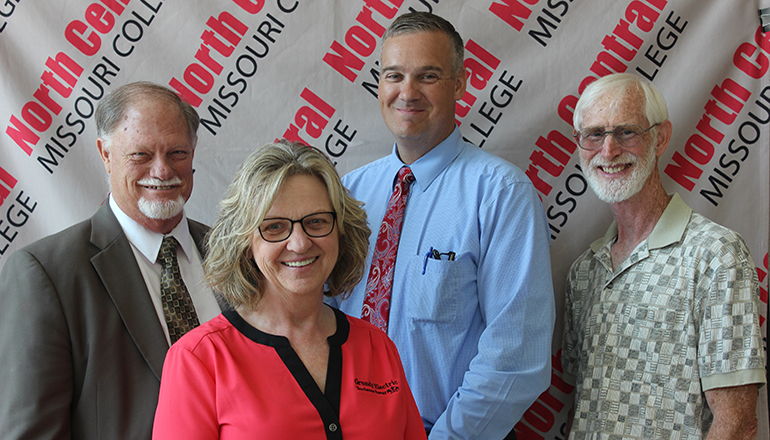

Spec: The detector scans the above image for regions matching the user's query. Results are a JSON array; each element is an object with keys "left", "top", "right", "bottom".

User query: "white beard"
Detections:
[
  {"left": 138, "top": 195, "right": 186, "bottom": 220},
  {"left": 581, "top": 143, "right": 657, "bottom": 203},
  {"left": 132, "top": 176, "right": 186, "bottom": 220}
]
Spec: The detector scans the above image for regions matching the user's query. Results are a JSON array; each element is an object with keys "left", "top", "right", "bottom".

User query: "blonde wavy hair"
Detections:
[{"left": 204, "top": 140, "right": 370, "bottom": 309}]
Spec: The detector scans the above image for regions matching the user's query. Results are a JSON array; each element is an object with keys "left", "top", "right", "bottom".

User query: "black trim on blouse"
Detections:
[{"left": 223, "top": 306, "right": 350, "bottom": 440}]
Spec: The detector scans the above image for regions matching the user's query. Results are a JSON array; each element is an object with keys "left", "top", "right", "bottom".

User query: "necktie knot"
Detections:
[
  {"left": 388, "top": 167, "right": 414, "bottom": 207},
  {"left": 159, "top": 236, "right": 180, "bottom": 265},
  {"left": 397, "top": 166, "right": 414, "bottom": 186}
]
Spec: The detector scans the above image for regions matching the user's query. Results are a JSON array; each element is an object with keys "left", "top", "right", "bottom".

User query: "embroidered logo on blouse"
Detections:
[{"left": 354, "top": 378, "right": 400, "bottom": 395}]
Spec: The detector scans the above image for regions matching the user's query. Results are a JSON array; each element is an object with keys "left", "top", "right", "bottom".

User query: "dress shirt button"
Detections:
[
  {"left": 607, "top": 282, "right": 614, "bottom": 289},
  {"left": 329, "top": 423, "right": 338, "bottom": 432}
]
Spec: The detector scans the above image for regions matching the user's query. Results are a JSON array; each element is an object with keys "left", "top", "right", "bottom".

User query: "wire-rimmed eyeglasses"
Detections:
[
  {"left": 258, "top": 211, "right": 337, "bottom": 243},
  {"left": 573, "top": 123, "right": 658, "bottom": 150}
]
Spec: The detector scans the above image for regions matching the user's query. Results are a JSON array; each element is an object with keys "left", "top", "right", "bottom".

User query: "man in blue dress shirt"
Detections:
[{"left": 328, "top": 11, "right": 556, "bottom": 439}]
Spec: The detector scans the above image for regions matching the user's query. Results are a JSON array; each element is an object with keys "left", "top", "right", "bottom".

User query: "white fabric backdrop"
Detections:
[{"left": 1, "top": 1, "right": 768, "bottom": 438}]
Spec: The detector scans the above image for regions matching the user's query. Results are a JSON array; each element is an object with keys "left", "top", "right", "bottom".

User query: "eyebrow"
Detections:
[
  {"left": 582, "top": 123, "right": 644, "bottom": 129},
  {"left": 381, "top": 64, "right": 446, "bottom": 74}
]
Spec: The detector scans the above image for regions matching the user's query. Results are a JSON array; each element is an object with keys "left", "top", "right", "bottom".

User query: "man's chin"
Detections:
[
  {"left": 586, "top": 174, "right": 644, "bottom": 204},
  {"left": 137, "top": 197, "right": 185, "bottom": 220}
]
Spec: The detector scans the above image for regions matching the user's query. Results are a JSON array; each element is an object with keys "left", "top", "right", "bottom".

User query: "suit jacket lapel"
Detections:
[
  {"left": 188, "top": 219, "right": 208, "bottom": 254},
  {"left": 89, "top": 203, "right": 168, "bottom": 380}
]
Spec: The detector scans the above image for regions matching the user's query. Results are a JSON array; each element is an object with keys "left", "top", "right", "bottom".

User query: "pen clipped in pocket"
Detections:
[{"left": 407, "top": 251, "right": 473, "bottom": 323}]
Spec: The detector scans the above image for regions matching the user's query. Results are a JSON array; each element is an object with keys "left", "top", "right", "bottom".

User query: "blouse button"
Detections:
[{"left": 329, "top": 423, "right": 338, "bottom": 432}]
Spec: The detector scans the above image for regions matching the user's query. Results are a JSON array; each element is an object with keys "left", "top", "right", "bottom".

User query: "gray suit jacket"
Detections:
[{"left": 0, "top": 202, "right": 220, "bottom": 440}]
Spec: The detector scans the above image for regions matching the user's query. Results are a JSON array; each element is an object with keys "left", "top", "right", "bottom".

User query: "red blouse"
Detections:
[{"left": 153, "top": 308, "right": 427, "bottom": 440}]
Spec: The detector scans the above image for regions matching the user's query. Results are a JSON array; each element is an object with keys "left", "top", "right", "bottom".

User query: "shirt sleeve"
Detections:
[
  {"left": 697, "top": 234, "right": 766, "bottom": 391},
  {"left": 429, "top": 180, "right": 556, "bottom": 439},
  {"left": 0, "top": 251, "right": 75, "bottom": 440},
  {"left": 153, "top": 343, "right": 219, "bottom": 440}
]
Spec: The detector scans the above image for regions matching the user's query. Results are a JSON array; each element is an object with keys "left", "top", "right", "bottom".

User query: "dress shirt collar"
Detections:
[
  {"left": 389, "top": 127, "right": 464, "bottom": 193},
  {"left": 108, "top": 195, "right": 195, "bottom": 264},
  {"left": 590, "top": 193, "right": 693, "bottom": 254}
]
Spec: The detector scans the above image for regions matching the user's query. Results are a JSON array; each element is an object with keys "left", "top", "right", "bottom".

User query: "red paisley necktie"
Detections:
[{"left": 361, "top": 166, "right": 415, "bottom": 331}]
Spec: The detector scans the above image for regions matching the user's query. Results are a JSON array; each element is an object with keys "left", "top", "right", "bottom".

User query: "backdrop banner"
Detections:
[{"left": 1, "top": 1, "right": 768, "bottom": 438}]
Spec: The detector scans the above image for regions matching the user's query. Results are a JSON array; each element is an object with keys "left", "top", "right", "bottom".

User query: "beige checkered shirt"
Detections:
[{"left": 562, "top": 194, "right": 765, "bottom": 439}]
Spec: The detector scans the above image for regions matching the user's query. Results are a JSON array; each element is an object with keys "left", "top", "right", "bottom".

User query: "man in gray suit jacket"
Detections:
[{"left": 0, "top": 82, "right": 224, "bottom": 440}]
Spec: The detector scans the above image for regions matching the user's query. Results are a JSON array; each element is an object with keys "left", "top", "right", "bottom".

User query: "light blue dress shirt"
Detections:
[{"left": 328, "top": 128, "right": 556, "bottom": 439}]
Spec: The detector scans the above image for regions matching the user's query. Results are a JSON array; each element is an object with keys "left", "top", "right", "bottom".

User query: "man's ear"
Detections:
[
  {"left": 454, "top": 69, "right": 467, "bottom": 101},
  {"left": 96, "top": 138, "right": 112, "bottom": 174},
  {"left": 654, "top": 120, "right": 673, "bottom": 157}
]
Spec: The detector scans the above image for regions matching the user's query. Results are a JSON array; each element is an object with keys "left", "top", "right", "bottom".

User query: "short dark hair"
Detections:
[{"left": 382, "top": 11, "right": 464, "bottom": 76}]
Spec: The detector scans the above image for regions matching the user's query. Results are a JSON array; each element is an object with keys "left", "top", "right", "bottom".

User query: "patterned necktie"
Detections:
[
  {"left": 361, "top": 166, "right": 415, "bottom": 331},
  {"left": 159, "top": 236, "right": 200, "bottom": 343}
]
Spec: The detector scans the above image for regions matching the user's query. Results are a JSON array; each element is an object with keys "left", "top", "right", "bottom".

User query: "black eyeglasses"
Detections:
[
  {"left": 258, "top": 211, "right": 337, "bottom": 243},
  {"left": 573, "top": 123, "right": 658, "bottom": 150}
]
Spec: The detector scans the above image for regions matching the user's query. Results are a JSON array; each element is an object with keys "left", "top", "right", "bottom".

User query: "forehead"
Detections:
[
  {"left": 581, "top": 88, "right": 647, "bottom": 128},
  {"left": 123, "top": 98, "right": 181, "bottom": 124},
  {"left": 381, "top": 31, "right": 453, "bottom": 70},
  {"left": 113, "top": 99, "right": 190, "bottom": 143},
  {"left": 266, "top": 174, "right": 333, "bottom": 216}
]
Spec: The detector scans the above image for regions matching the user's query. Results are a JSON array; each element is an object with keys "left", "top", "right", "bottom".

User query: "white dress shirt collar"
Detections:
[{"left": 108, "top": 195, "right": 194, "bottom": 264}]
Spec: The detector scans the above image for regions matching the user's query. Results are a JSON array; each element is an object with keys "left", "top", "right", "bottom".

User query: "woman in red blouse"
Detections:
[{"left": 152, "top": 141, "right": 426, "bottom": 440}]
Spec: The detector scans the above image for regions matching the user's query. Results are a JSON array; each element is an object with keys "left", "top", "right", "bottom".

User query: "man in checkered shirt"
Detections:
[{"left": 562, "top": 73, "right": 765, "bottom": 439}]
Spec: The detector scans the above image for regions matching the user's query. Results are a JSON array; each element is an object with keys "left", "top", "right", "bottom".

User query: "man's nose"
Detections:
[{"left": 149, "top": 156, "right": 175, "bottom": 180}]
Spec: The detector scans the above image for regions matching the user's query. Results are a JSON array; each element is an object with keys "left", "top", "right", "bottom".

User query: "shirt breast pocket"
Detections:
[{"left": 404, "top": 255, "right": 475, "bottom": 323}]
